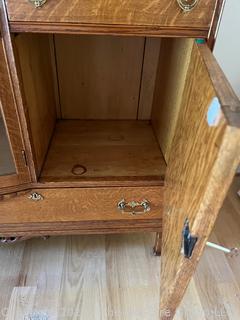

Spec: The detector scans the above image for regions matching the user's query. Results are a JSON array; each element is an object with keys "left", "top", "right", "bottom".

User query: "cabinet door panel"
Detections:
[
  {"left": 0, "top": 10, "right": 31, "bottom": 189},
  {"left": 160, "top": 42, "right": 240, "bottom": 319}
]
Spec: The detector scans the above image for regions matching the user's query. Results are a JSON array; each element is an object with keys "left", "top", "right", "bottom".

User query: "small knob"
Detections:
[
  {"left": 28, "top": 192, "right": 44, "bottom": 201},
  {"left": 29, "top": 0, "right": 47, "bottom": 8}
]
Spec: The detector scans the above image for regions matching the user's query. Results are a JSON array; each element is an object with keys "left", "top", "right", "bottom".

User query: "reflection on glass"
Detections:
[{"left": 0, "top": 105, "right": 16, "bottom": 176}]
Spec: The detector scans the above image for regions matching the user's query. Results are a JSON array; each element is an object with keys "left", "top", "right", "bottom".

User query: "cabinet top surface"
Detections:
[{"left": 5, "top": 0, "right": 216, "bottom": 36}]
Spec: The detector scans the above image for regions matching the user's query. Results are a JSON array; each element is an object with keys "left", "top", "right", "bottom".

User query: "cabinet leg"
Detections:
[{"left": 153, "top": 232, "right": 162, "bottom": 256}]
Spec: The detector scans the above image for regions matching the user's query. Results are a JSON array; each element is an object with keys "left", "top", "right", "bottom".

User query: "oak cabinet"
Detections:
[{"left": 0, "top": 1, "right": 240, "bottom": 319}]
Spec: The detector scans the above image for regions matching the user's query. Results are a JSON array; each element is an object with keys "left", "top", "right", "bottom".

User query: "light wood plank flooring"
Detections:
[{"left": 0, "top": 177, "right": 239, "bottom": 320}]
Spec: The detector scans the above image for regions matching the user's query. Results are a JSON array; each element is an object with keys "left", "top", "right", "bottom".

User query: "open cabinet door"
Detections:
[{"left": 160, "top": 42, "right": 240, "bottom": 320}]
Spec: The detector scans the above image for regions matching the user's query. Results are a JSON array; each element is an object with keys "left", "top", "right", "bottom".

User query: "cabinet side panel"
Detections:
[
  {"left": 15, "top": 34, "right": 57, "bottom": 175},
  {"left": 55, "top": 35, "right": 144, "bottom": 120},
  {"left": 151, "top": 38, "right": 193, "bottom": 163}
]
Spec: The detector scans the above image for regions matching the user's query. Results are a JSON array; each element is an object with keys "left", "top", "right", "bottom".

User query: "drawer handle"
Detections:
[
  {"left": 177, "top": 0, "right": 198, "bottom": 12},
  {"left": 117, "top": 199, "right": 151, "bottom": 215},
  {"left": 29, "top": 0, "right": 47, "bottom": 8}
]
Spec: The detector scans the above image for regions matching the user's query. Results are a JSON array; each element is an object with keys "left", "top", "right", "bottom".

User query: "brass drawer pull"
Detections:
[
  {"left": 177, "top": 0, "right": 198, "bottom": 12},
  {"left": 117, "top": 199, "right": 150, "bottom": 215},
  {"left": 29, "top": 0, "right": 47, "bottom": 8}
]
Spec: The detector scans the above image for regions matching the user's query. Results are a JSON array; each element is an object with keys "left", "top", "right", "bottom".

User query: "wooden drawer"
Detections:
[
  {"left": 5, "top": 0, "right": 216, "bottom": 37},
  {"left": 0, "top": 187, "right": 163, "bottom": 236}
]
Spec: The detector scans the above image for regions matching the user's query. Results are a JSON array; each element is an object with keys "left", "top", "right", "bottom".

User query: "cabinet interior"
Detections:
[{"left": 13, "top": 34, "right": 194, "bottom": 185}]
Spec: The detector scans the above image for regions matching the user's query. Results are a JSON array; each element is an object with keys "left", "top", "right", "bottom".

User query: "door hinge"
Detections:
[
  {"left": 21, "top": 150, "right": 28, "bottom": 167},
  {"left": 182, "top": 218, "right": 198, "bottom": 259}
]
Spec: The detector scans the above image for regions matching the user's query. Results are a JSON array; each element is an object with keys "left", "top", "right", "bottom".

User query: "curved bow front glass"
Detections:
[{"left": 0, "top": 103, "right": 16, "bottom": 176}]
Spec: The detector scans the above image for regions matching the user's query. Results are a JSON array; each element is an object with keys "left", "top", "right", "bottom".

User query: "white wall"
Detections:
[{"left": 214, "top": 0, "right": 240, "bottom": 98}]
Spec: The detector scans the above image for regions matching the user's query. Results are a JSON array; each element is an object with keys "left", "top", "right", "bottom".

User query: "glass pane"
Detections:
[{"left": 0, "top": 105, "right": 16, "bottom": 176}]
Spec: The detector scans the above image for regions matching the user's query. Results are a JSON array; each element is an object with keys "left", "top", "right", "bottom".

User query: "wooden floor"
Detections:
[
  {"left": 0, "top": 177, "right": 239, "bottom": 320},
  {"left": 40, "top": 120, "right": 166, "bottom": 182}
]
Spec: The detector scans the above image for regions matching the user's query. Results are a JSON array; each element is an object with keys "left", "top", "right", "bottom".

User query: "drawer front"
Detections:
[
  {"left": 0, "top": 187, "right": 163, "bottom": 235},
  {"left": 6, "top": 0, "right": 216, "bottom": 37}
]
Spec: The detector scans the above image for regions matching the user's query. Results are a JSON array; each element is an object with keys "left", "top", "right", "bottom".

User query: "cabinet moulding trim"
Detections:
[{"left": 9, "top": 22, "right": 209, "bottom": 38}]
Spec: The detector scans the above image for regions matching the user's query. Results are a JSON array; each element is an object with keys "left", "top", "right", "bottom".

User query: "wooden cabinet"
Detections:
[{"left": 0, "top": 1, "right": 240, "bottom": 319}]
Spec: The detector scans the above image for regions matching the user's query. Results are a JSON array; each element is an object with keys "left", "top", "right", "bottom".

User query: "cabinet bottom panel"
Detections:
[{"left": 39, "top": 120, "right": 166, "bottom": 184}]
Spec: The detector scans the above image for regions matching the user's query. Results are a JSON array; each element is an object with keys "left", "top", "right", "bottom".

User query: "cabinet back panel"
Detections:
[
  {"left": 151, "top": 38, "right": 193, "bottom": 163},
  {"left": 15, "top": 34, "right": 57, "bottom": 175},
  {"left": 55, "top": 35, "right": 146, "bottom": 119}
]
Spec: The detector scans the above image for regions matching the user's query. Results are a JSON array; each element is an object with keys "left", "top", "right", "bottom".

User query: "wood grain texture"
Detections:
[
  {"left": 198, "top": 44, "right": 240, "bottom": 128},
  {"left": 207, "top": 0, "right": 226, "bottom": 50},
  {"left": 6, "top": 287, "right": 37, "bottom": 320},
  {"left": 0, "top": 186, "right": 163, "bottom": 235},
  {"left": 160, "top": 43, "right": 240, "bottom": 320},
  {"left": 0, "top": 1, "right": 36, "bottom": 182},
  {"left": 212, "top": 176, "right": 240, "bottom": 293},
  {"left": 15, "top": 34, "right": 57, "bottom": 175},
  {"left": 138, "top": 38, "right": 161, "bottom": 120},
  {"left": 194, "top": 234, "right": 233, "bottom": 320},
  {"left": 227, "top": 175, "right": 240, "bottom": 216},
  {"left": 5, "top": 0, "right": 217, "bottom": 37},
  {"left": 0, "top": 234, "right": 162, "bottom": 320},
  {"left": 151, "top": 38, "right": 193, "bottom": 163},
  {"left": 40, "top": 120, "right": 166, "bottom": 181},
  {"left": 0, "top": 241, "right": 26, "bottom": 319},
  {"left": 0, "top": 178, "right": 240, "bottom": 320},
  {"left": 105, "top": 233, "right": 161, "bottom": 320},
  {"left": 0, "top": 25, "right": 31, "bottom": 188},
  {"left": 9, "top": 24, "right": 211, "bottom": 38},
  {"left": 174, "top": 279, "right": 205, "bottom": 320},
  {"left": 18, "top": 237, "right": 66, "bottom": 319},
  {"left": 0, "top": 175, "right": 165, "bottom": 196},
  {"left": 55, "top": 35, "right": 144, "bottom": 120},
  {"left": 59, "top": 236, "right": 108, "bottom": 319}
]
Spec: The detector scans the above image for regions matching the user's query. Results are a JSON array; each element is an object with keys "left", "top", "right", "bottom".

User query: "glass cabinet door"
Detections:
[
  {"left": 0, "top": 98, "right": 31, "bottom": 190},
  {"left": 0, "top": 34, "right": 31, "bottom": 190},
  {"left": 0, "top": 105, "right": 16, "bottom": 177}
]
